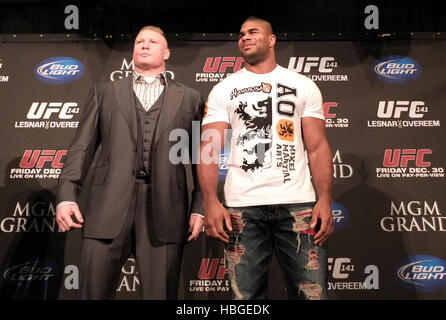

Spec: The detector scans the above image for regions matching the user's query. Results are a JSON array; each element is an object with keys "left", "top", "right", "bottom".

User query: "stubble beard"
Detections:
[{"left": 242, "top": 49, "right": 267, "bottom": 66}]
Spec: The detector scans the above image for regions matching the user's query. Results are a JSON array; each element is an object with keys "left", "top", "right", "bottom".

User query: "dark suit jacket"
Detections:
[{"left": 57, "top": 76, "right": 204, "bottom": 242}]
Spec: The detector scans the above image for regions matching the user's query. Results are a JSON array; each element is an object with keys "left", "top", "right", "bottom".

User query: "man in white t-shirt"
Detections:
[{"left": 198, "top": 17, "right": 333, "bottom": 300}]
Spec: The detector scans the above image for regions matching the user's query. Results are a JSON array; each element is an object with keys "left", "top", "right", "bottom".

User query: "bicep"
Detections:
[{"left": 301, "top": 117, "right": 328, "bottom": 153}]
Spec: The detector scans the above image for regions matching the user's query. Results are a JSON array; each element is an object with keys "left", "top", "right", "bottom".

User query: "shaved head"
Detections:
[{"left": 243, "top": 16, "right": 274, "bottom": 36}]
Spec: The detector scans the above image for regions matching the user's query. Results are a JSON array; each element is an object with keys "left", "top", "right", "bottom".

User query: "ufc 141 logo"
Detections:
[
  {"left": 196, "top": 57, "right": 245, "bottom": 83},
  {"left": 27, "top": 102, "right": 79, "bottom": 119},
  {"left": 367, "top": 101, "right": 440, "bottom": 128},
  {"left": 328, "top": 257, "right": 379, "bottom": 291},
  {"left": 189, "top": 258, "right": 229, "bottom": 293},
  {"left": 376, "top": 149, "right": 444, "bottom": 179},
  {"left": 9, "top": 150, "right": 68, "bottom": 179},
  {"left": 15, "top": 102, "right": 80, "bottom": 129},
  {"left": 287, "top": 57, "right": 348, "bottom": 82}
]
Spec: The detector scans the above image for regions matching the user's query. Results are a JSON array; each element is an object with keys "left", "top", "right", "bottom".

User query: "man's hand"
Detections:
[
  {"left": 187, "top": 215, "right": 204, "bottom": 242},
  {"left": 56, "top": 204, "right": 84, "bottom": 232},
  {"left": 311, "top": 199, "right": 333, "bottom": 246},
  {"left": 204, "top": 201, "right": 232, "bottom": 243}
]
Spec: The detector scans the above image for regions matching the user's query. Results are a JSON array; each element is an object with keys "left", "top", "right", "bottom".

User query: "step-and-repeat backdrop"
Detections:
[{"left": 0, "top": 39, "right": 445, "bottom": 300}]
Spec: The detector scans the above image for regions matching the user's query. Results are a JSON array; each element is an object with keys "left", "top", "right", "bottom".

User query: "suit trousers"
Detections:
[{"left": 79, "top": 180, "right": 184, "bottom": 299}]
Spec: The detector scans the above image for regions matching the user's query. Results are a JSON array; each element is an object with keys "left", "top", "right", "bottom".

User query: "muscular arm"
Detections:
[
  {"left": 197, "top": 121, "right": 232, "bottom": 243},
  {"left": 302, "top": 117, "right": 333, "bottom": 245}
]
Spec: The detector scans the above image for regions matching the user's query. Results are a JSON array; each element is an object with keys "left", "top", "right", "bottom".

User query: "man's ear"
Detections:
[
  {"left": 164, "top": 48, "right": 171, "bottom": 61},
  {"left": 268, "top": 34, "right": 276, "bottom": 48}
]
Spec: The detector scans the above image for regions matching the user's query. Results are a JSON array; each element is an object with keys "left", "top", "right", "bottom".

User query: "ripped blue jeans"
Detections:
[{"left": 224, "top": 202, "right": 328, "bottom": 300}]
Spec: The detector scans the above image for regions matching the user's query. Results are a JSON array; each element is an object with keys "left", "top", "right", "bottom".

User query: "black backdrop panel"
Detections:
[{"left": 0, "top": 39, "right": 445, "bottom": 299}]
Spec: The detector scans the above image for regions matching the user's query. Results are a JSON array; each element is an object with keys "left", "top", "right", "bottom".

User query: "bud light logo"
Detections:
[
  {"left": 219, "top": 148, "right": 230, "bottom": 181},
  {"left": 332, "top": 202, "right": 350, "bottom": 233},
  {"left": 34, "top": 57, "right": 84, "bottom": 84},
  {"left": 396, "top": 255, "right": 446, "bottom": 292},
  {"left": 2, "top": 258, "right": 57, "bottom": 287},
  {"left": 373, "top": 56, "right": 421, "bottom": 83}
]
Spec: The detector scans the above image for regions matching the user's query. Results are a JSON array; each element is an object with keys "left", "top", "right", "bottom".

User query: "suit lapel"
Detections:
[
  {"left": 113, "top": 76, "right": 137, "bottom": 144},
  {"left": 154, "top": 82, "right": 184, "bottom": 144}
]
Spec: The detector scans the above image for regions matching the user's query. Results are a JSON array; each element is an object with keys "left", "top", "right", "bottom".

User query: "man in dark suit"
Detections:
[{"left": 55, "top": 26, "right": 204, "bottom": 299}]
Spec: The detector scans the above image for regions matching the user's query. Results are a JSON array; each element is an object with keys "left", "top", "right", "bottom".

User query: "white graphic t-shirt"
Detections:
[{"left": 202, "top": 65, "right": 324, "bottom": 207}]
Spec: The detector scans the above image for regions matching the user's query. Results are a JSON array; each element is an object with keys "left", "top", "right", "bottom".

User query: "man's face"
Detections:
[
  {"left": 238, "top": 20, "right": 274, "bottom": 65},
  {"left": 132, "top": 29, "right": 170, "bottom": 71}
]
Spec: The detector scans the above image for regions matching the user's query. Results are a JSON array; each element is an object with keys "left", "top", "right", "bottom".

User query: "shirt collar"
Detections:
[{"left": 132, "top": 70, "right": 168, "bottom": 87}]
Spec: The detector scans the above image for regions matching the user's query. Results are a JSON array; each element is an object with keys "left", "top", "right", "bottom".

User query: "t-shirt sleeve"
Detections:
[
  {"left": 301, "top": 78, "right": 325, "bottom": 120},
  {"left": 201, "top": 85, "right": 230, "bottom": 125}
]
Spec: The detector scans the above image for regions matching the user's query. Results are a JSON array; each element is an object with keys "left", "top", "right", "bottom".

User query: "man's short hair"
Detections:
[
  {"left": 243, "top": 16, "right": 274, "bottom": 35},
  {"left": 136, "top": 25, "right": 168, "bottom": 47},
  {"left": 138, "top": 25, "right": 165, "bottom": 36}
]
